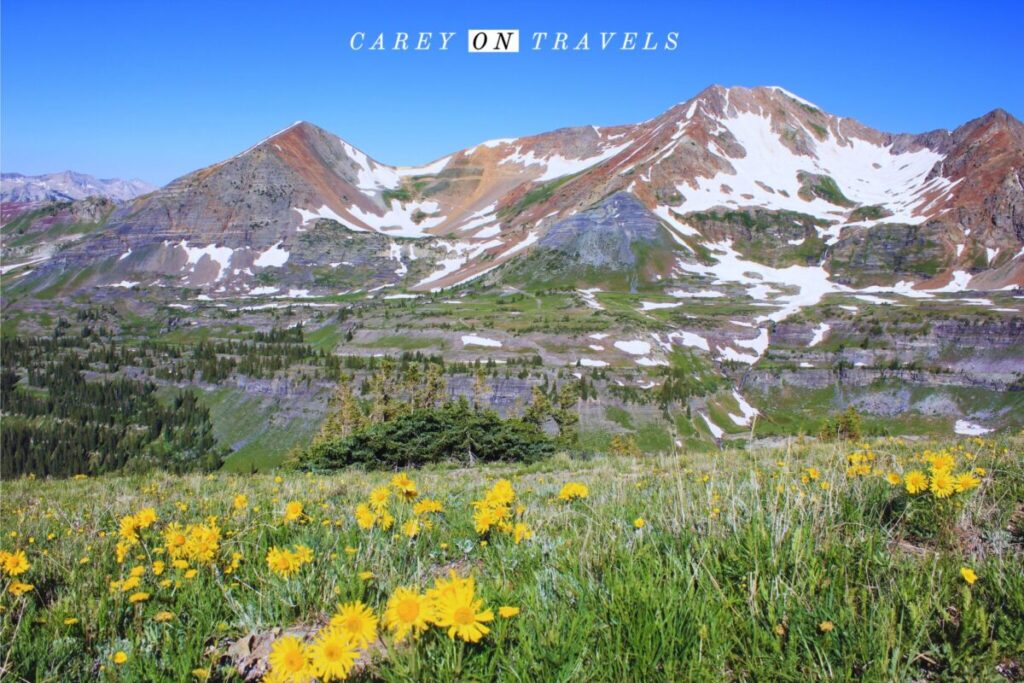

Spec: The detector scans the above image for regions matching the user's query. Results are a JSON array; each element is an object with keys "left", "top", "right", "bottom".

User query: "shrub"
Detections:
[
  {"left": 302, "top": 399, "right": 555, "bottom": 470},
  {"left": 818, "top": 406, "right": 863, "bottom": 441},
  {"left": 609, "top": 434, "right": 642, "bottom": 458}
]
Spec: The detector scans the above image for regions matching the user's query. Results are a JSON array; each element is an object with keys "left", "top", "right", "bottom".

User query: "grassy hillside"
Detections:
[{"left": 1, "top": 435, "right": 1021, "bottom": 681}]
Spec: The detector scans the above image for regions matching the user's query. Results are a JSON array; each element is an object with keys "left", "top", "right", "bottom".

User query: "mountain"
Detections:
[
  {"left": 0, "top": 171, "right": 156, "bottom": 203},
  {"left": 2, "top": 86, "right": 1021, "bottom": 457},
  {"left": 6, "top": 85, "right": 1020, "bottom": 298}
]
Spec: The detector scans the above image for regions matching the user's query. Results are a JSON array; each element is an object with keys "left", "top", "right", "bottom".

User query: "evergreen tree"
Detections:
[
  {"left": 552, "top": 382, "right": 580, "bottom": 447},
  {"left": 523, "top": 386, "right": 553, "bottom": 426},
  {"left": 312, "top": 377, "right": 367, "bottom": 446}
]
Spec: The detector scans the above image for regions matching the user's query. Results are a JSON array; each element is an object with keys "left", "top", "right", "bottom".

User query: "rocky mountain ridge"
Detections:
[
  {"left": 1, "top": 171, "right": 155, "bottom": 204},
  {"left": 5, "top": 85, "right": 1020, "bottom": 301}
]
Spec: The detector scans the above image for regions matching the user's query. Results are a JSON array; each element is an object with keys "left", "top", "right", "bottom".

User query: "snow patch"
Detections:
[
  {"left": 930, "top": 271, "right": 973, "bottom": 293},
  {"left": 253, "top": 241, "right": 290, "bottom": 268},
  {"left": 388, "top": 242, "right": 408, "bottom": 276},
  {"left": 767, "top": 86, "right": 821, "bottom": 110},
  {"left": 294, "top": 205, "right": 360, "bottom": 229},
  {"left": 954, "top": 420, "right": 992, "bottom": 436},
  {"left": 675, "top": 109, "right": 951, "bottom": 227},
  {"left": 346, "top": 199, "right": 445, "bottom": 239},
  {"left": 700, "top": 413, "right": 724, "bottom": 439},
  {"left": 614, "top": 340, "right": 652, "bottom": 355},
  {"left": 456, "top": 203, "right": 499, "bottom": 234},
  {"left": 676, "top": 240, "right": 839, "bottom": 323},
  {"left": 728, "top": 391, "right": 760, "bottom": 427},
  {"left": 462, "top": 335, "right": 502, "bottom": 348},
  {"left": 670, "top": 331, "right": 710, "bottom": 352},
  {"left": 578, "top": 288, "right": 605, "bottom": 310},
  {"left": 501, "top": 141, "right": 631, "bottom": 182},
  {"left": 640, "top": 301, "right": 683, "bottom": 311},
  {"left": 396, "top": 155, "right": 451, "bottom": 177},
  {"left": 415, "top": 239, "right": 502, "bottom": 288},
  {"left": 179, "top": 241, "right": 234, "bottom": 281},
  {"left": 668, "top": 289, "right": 724, "bottom": 299},
  {"left": 808, "top": 322, "right": 831, "bottom": 347}
]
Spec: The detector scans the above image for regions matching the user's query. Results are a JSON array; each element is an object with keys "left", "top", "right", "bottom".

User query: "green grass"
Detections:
[
  {"left": 496, "top": 172, "right": 583, "bottom": 219},
  {"left": 360, "top": 335, "right": 445, "bottom": 351},
  {"left": 576, "top": 428, "right": 613, "bottom": 453},
  {"left": 603, "top": 405, "right": 633, "bottom": 429},
  {"left": 1, "top": 436, "right": 1020, "bottom": 681},
  {"left": 799, "top": 174, "right": 854, "bottom": 207},
  {"left": 634, "top": 422, "right": 672, "bottom": 452},
  {"left": 0, "top": 310, "right": 24, "bottom": 337},
  {"left": 155, "top": 325, "right": 256, "bottom": 345},
  {"left": 305, "top": 324, "right": 345, "bottom": 352},
  {"left": 202, "top": 388, "right": 320, "bottom": 472},
  {"left": 848, "top": 204, "right": 890, "bottom": 222},
  {"left": 381, "top": 188, "right": 413, "bottom": 205},
  {"left": 5, "top": 219, "right": 103, "bottom": 249}
]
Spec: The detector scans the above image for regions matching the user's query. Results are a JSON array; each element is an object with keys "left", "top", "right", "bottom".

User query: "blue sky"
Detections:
[{"left": 2, "top": 0, "right": 1021, "bottom": 185}]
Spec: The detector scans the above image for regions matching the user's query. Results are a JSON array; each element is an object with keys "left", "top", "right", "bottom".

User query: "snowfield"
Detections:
[
  {"left": 954, "top": 420, "right": 993, "bottom": 436},
  {"left": 461, "top": 335, "right": 502, "bottom": 348},
  {"left": 640, "top": 301, "right": 683, "bottom": 311},
  {"left": 346, "top": 199, "right": 446, "bottom": 239},
  {"left": 294, "top": 205, "right": 358, "bottom": 230},
  {"left": 253, "top": 242, "right": 290, "bottom": 268},
  {"left": 728, "top": 391, "right": 760, "bottom": 427},
  {"left": 674, "top": 109, "right": 954, "bottom": 228},
  {"left": 179, "top": 242, "right": 235, "bottom": 281},
  {"left": 669, "top": 331, "right": 710, "bottom": 352},
  {"left": 578, "top": 288, "right": 605, "bottom": 310},
  {"left": 808, "top": 323, "right": 831, "bottom": 347},
  {"left": 614, "top": 340, "right": 652, "bottom": 356},
  {"left": 501, "top": 140, "right": 632, "bottom": 182},
  {"left": 701, "top": 413, "right": 725, "bottom": 439}
]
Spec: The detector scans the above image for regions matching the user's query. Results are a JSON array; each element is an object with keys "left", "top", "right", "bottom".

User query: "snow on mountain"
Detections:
[
  {"left": 672, "top": 108, "right": 953, "bottom": 228},
  {"left": 498, "top": 139, "right": 633, "bottom": 181},
  {"left": 7, "top": 86, "right": 1021, "bottom": 304}
]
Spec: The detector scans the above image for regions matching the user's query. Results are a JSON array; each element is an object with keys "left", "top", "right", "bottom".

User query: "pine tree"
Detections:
[
  {"left": 472, "top": 368, "right": 489, "bottom": 410},
  {"left": 523, "top": 385, "right": 552, "bottom": 426},
  {"left": 312, "top": 378, "right": 366, "bottom": 446},
  {"left": 368, "top": 358, "right": 403, "bottom": 424},
  {"left": 552, "top": 382, "right": 580, "bottom": 447},
  {"left": 415, "top": 363, "right": 448, "bottom": 409}
]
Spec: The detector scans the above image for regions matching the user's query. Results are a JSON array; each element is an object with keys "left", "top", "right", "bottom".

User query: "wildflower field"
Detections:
[{"left": 1, "top": 436, "right": 1022, "bottom": 682}]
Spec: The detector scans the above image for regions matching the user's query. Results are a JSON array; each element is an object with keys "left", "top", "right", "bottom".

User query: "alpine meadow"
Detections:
[{"left": 2, "top": 44, "right": 1024, "bottom": 681}]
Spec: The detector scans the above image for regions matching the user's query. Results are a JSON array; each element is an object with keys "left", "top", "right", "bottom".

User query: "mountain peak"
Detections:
[
  {"left": 0, "top": 171, "right": 155, "bottom": 203},
  {"left": 4, "top": 83, "right": 1022, "bottom": 311},
  {"left": 974, "top": 107, "right": 1023, "bottom": 131}
]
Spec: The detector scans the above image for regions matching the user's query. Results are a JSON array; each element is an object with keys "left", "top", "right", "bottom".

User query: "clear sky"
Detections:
[{"left": 2, "top": 0, "right": 1021, "bottom": 185}]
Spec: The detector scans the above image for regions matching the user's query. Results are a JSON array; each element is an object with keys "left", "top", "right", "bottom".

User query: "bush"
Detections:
[
  {"left": 610, "top": 434, "right": 642, "bottom": 458},
  {"left": 302, "top": 399, "right": 555, "bottom": 470},
  {"left": 818, "top": 406, "right": 863, "bottom": 441}
]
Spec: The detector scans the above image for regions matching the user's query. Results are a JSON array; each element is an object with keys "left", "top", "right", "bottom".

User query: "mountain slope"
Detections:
[
  {"left": 4, "top": 86, "right": 1022, "bottom": 303},
  {"left": 3, "top": 86, "right": 1022, "bottom": 454},
  {"left": 1, "top": 171, "right": 155, "bottom": 203}
]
